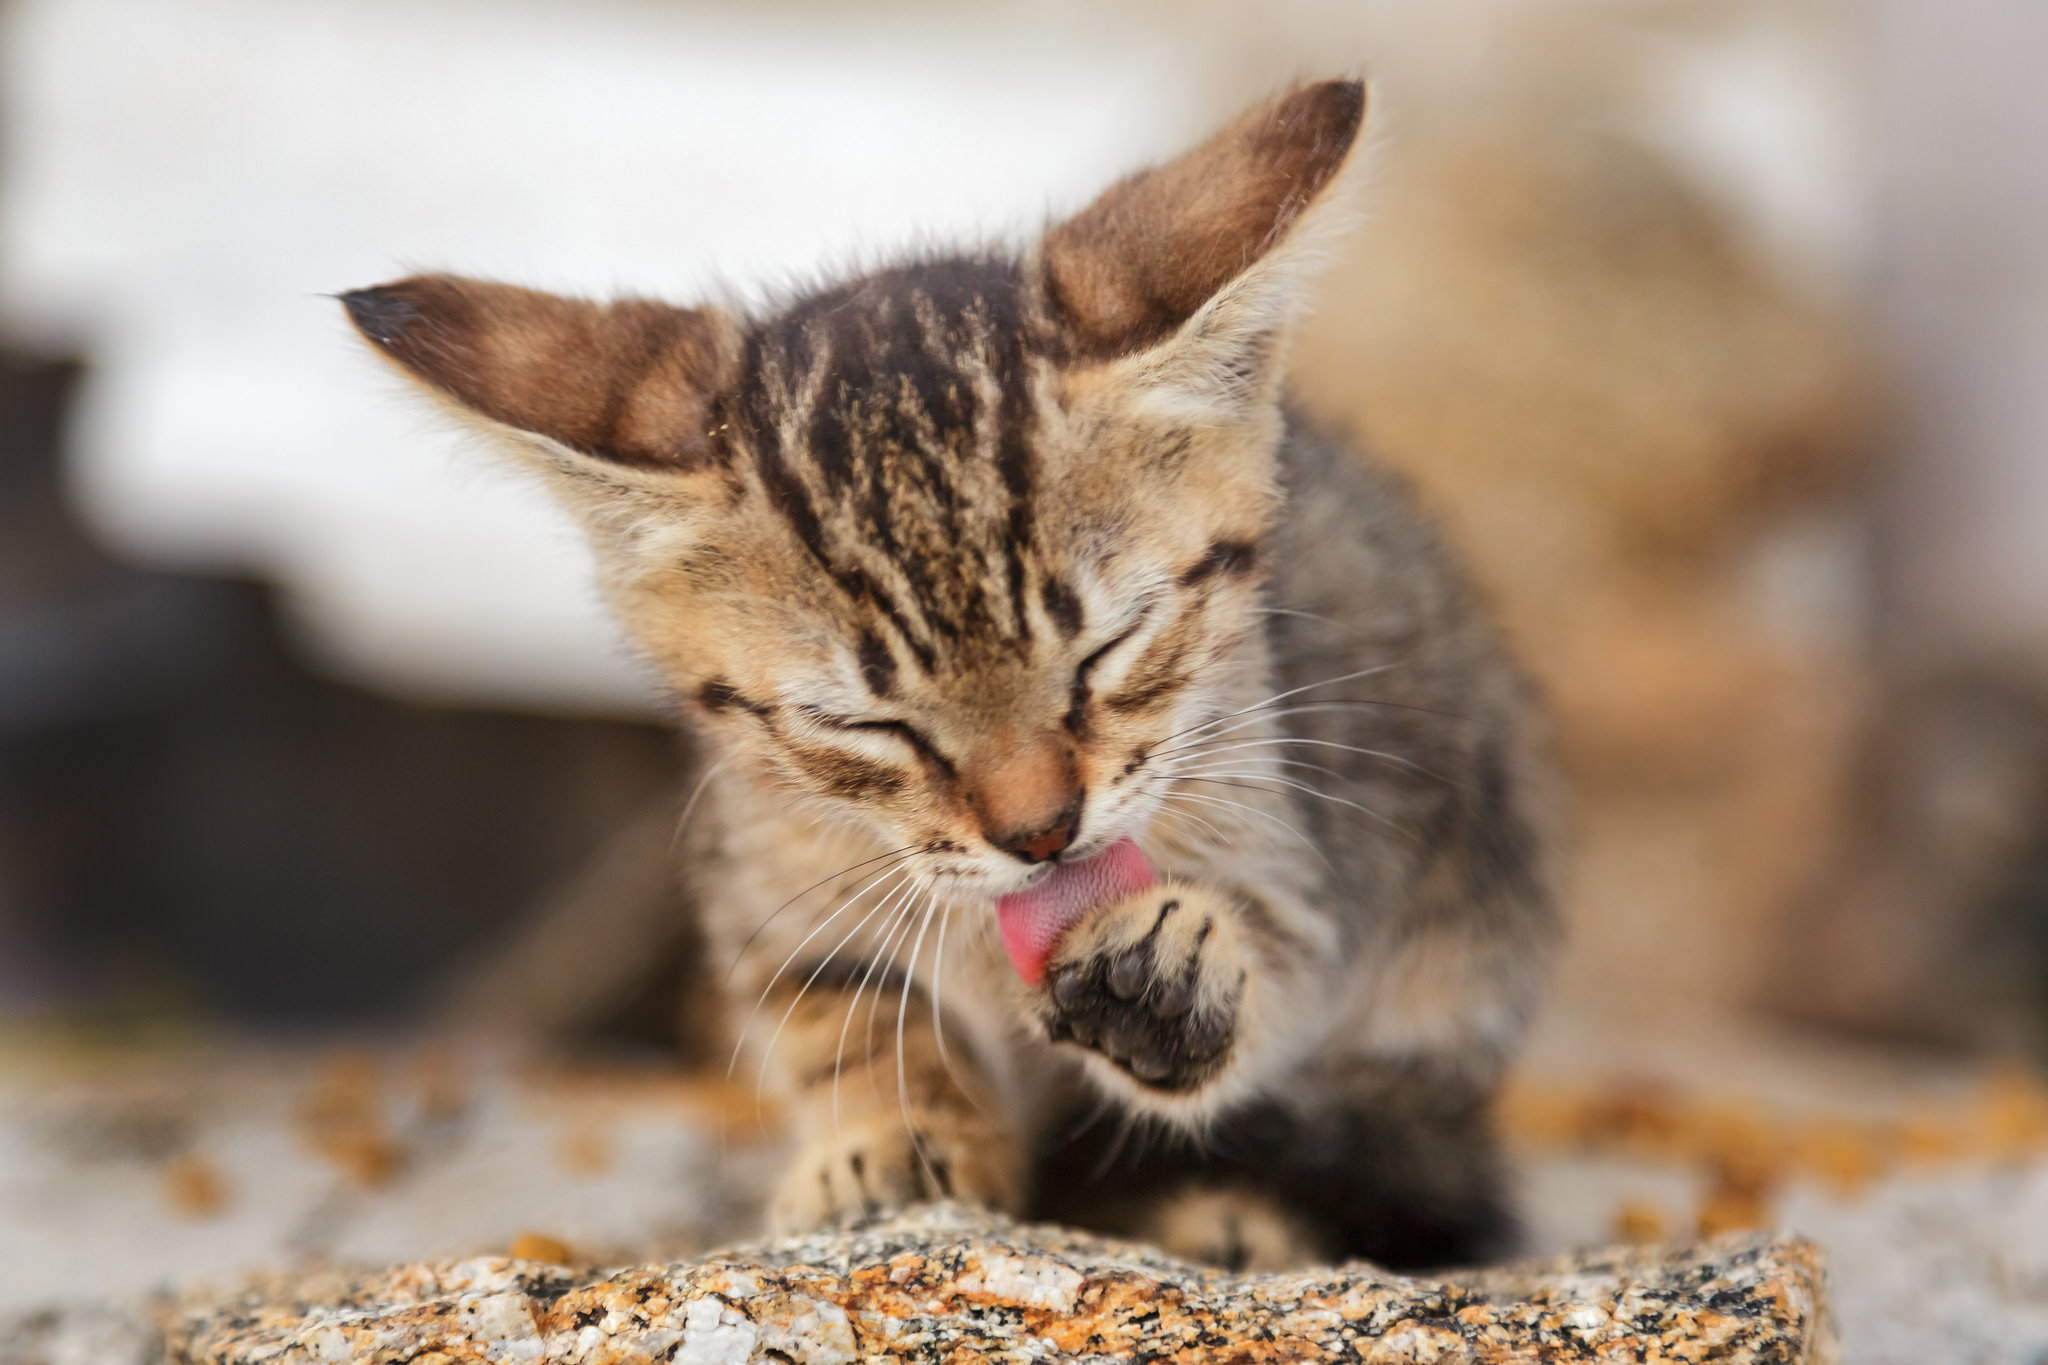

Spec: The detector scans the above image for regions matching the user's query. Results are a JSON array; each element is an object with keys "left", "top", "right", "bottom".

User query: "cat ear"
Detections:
[
  {"left": 340, "top": 275, "right": 741, "bottom": 473},
  {"left": 1040, "top": 79, "right": 1365, "bottom": 362}
]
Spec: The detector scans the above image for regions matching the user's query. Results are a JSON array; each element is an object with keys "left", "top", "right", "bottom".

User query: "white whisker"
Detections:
[
  {"left": 737, "top": 863, "right": 911, "bottom": 1102},
  {"left": 1148, "top": 787, "right": 1333, "bottom": 868},
  {"left": 1161, "top": 733, "right": 1446, "bottom": 782},
  {"left": 668, "top": 755, "right": 732, "bottom": 853},
  {"left": 1251, "top": 605, "right": 1346, "bottom": 630},
  {"left": 927, "top": 893, "right": 983, "bottom": 1116},
  {"left": 1149, "top": 803, "right": 1231, "bottom": 847},
  {"left": 895, "top": 893, "right": 944, "bottom": 1183},
  {"left": 1173, "top": 772, "right": 1410, "bottom": 840},
  {"left": 723, "top": 843, "right": 922, "bottom": 984},
  {"left": 1166, "top": 756, "right": 1348, "bottom": 784},
  {"left": 831, "top": 873, "right": 926, "bottom": 1129},
  {"left": 1153, "top": 663, "right": 1405, "bottom": 750}
]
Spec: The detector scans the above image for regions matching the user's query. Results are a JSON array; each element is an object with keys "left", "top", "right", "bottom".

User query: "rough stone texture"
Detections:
[{"left": 164, "top": 1204, "right": 1831, "bottom": 1364}]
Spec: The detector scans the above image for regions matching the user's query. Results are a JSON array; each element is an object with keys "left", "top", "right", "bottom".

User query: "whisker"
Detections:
[
  {"left": 1165, "top": 755, "right": 1347, "bottom": 783},
  {"left": 831, "top": 874, "right": 926, "bottom": 1130},
  {"left": 894, "top": 893, "right": 944, "bottom": 1186},
  {"left": 734, "top": 863, "right": 910, "bottom": 1097},
  {"left": 1175, "top": 772, "right": 1414, "bottom": 843},
  {"left": 1153, "top": 697, "right": 1482, "bottom": 768},
  {"left": 863, "top": 874, "right": 931, "bottom": 1068},
  {"left": 927, "top": 893, "right": 983, "bottom": 1117},
  {"left": 1148, "top": 803, "right": 1231, "bottom": 847},
  {"left": 1166, "top": 759, "right": 1352, "bottom": 791},
  {"left": 723, "top": 844, "right": 923, "bottom": 983},
  {"left": 734, "top": 853, "right": 917, "bottom": 1037},
  {"left": 1147, "top": 788, "right": 1334, "bottom": 869},
  {"left": 1089, "top": 1107, "right": 1142, "bottom": 1183},
  {"left": 1153, "top": 697, "right": 1451, "bottom": 758},
  {"left": 1156, "top": 733, "right": 1446, "bottom": 783},
  {"left": 1251, "top": 605, "right": 1347, "bottom": 630},
  {"left": 668, "top": 755, "right": 732, "bottom": 854},
  {"left": 1152, "top": 664, "right": 1406, "bottom": 750}
]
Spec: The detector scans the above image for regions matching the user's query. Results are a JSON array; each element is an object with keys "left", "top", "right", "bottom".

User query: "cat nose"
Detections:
[
  {"left": 991, "top": 808, "right": 1080, "bottom": 865},
  {"left": 968, "top": 735, "right": 1083, "bottom": 864}
]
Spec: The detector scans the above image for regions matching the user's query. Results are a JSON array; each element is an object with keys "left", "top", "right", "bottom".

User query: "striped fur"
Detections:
[{"left": 343, "top": 80, "right": 1554, "bottom": 1270}]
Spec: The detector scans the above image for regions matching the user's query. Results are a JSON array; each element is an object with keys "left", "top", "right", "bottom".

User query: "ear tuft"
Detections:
[
  {"left": 1042, "top": 78, "right": 1365, "bottom": 359},
  {"left": 339, "top": 285, "right": 427, "bottom": 350},
  {"left": 341, "top": 274, "right": 739, "bottom": 471}
]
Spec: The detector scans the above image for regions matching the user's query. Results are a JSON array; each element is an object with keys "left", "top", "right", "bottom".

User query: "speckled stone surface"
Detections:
[{"left": 165, "top": 1203, "right": 1832, "bottom": 1364}]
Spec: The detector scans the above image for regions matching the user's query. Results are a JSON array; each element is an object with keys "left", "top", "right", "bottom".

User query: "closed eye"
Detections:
[
  {"left": 815, "top": 713, "right": 956, "bottom": 780},
  {"left": 1065, "top": 608, "right": 1152, "bottom": 732}
]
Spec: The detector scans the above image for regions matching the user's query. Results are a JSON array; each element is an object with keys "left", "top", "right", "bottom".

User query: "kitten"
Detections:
[{"left": 341, "top": 79, "right": 1554, "bottom": 1271}]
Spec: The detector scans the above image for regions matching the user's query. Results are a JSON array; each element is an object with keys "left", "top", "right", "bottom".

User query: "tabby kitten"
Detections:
[{"left": 342, "top": 80, "right": 1553, "bottom": 1270}]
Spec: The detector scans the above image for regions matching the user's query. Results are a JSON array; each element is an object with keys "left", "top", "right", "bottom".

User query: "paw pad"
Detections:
[{"left": 1042, "top": 892, "right": 1239, "bottom": 1091}]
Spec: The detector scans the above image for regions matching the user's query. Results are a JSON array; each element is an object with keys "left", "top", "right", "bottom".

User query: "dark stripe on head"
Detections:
[
  {"left": 857, "top": 630, "right": 897, "bottom": 698},
  {"left": 1040, "top": 576, "right": 1084, "bottom": 638},
  {"left": 697, "top": 678, "right": 772, "bottom": 717},
  {"left": 787, "top": 746, "right": 908, "bottom": 801},
  {"left": 742, "top": 332, "right": 939, "bottom": 673},
  {"left": 740, "top": 254, "right": 1042, "bottom": 658},
  {"left": 1179, "top": 538, "right": 1260, "bottom": 588},
  {"left": 996, "top": 333, "right": 1037, "bottom": 644}
]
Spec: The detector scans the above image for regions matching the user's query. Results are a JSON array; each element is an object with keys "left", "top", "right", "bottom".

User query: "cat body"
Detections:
[{"left": 343, "top": 81, "right": 1554, "bottom": 1269}]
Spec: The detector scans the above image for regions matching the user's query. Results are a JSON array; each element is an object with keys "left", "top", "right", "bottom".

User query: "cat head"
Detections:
[{"left": 342, "top": 80, "right": 1363, "bottom": 896}]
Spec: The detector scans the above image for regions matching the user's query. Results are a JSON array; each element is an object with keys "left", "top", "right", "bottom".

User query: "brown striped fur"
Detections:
[{"left": 343, "top": 80, "right": 1554, "bottom": 1270}]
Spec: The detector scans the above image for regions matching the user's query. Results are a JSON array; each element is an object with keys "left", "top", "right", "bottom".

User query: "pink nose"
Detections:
[
  {"left": 967, "top": 735, "right": 1082, "bottom": 864},
  {"left": 994, "top": 810, "right": 1079, "bottom": 865}
]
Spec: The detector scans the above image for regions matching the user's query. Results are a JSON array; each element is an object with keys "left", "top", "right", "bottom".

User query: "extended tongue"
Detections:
[{"left": 994, "top": 836, "right": 1155, "bottom": 984}]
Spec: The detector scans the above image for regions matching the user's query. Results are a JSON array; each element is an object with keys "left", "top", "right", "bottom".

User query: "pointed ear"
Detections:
[
  {"left": 340, "top": 275, "right": 741, "bottom": 470},
  {"left": 1041, "top": 79, "right": 1365, "bottom": 359}
]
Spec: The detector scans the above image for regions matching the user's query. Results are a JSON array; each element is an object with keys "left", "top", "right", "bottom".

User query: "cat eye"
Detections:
[
  {"left": 815, "top": 713, "right": 956, "bottom": 779},
  {"left": 1066, "top": 610, "right": 1151, "bottom": 730}
]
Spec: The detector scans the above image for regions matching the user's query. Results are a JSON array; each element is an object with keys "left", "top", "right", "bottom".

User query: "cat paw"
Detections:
[
  {"left": 766, "top": 1112, "right": 1018, "bottom": 1233},
  {"left": 1140, "top": 1186, "right": 1323, "bottom": 1272},
  {"left": 1039, "top": 884, "right": 1242, "bottom": 1092}
]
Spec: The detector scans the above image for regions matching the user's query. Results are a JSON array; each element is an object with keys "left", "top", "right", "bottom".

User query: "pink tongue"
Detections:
[{"left": 995, "top": 836, "right": 1155, "bottom": 985}]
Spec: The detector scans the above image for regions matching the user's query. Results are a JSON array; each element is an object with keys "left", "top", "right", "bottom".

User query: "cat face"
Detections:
[
  {"left": 628, "top": 263, "right": 1281, "bottom": 895},
  {"left": 341, "top": 80, "right": 1363, "bottom": 894}
]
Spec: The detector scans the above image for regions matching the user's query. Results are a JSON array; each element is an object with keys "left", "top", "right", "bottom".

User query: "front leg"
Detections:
[
  {"left": 758, "top": 980, "right": 1023, "bottom": 1233},
  {"left": 1037, "top": 884, "right": 1245, "bottom": 1094}
]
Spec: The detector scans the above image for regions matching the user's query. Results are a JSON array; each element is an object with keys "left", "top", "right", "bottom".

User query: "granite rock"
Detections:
[{"left": 164, "top": 1204, "right": 1831, "bottom": 1364}]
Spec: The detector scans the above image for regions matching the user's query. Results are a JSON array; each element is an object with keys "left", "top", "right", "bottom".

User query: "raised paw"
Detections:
[
  {"left": 1039, "top": 884, "right": 1242, "bottom": 1093},
  {"left": 766, "top": 1111, "right": 1018, "bottom": 1234}
]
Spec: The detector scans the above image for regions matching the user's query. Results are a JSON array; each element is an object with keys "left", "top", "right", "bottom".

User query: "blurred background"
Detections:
[{"left": 3, "top": 0, "right": 2047, "bottom": 1359}]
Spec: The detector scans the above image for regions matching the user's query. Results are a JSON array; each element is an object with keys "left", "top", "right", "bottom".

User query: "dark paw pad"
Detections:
[{"left": 1042, "top": 897, "right": 1239, "bottom": 1092}]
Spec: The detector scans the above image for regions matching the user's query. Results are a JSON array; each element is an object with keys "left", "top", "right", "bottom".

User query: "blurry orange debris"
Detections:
[
  {"left": 1510, "top": 1062, "right": 2048, "bottom": 1228},
  {"left": 1577, "top": 1078, "right": 1689, "bottom": 1155},
  {"left": 161, "top": 1155, "right": 229, "bottom": 1218},
  {"left": 1611, "top": 1200, "right": 1665, "bottom": 1244},
  {"left": 295, "top": 1052, "right": 407, "bottom": 1188},
  {"left": 1496, "top": 1082, "right": 1583, "bottom": 1147},
  {"left": 518, "top": 1063, "right": 781, "bottom": 1138},
  {"left": 1696, "top": 1181, "right": 1773, "bottom": 1239},
  {"left": 1791, "top": 1118, "right": 1889, "bottom": 1196},
  {"left": 320, "top": 1130, "right": 404, "bottom": 1187},
  {"left": 1971, "top": 1066, "right": 2048, "bottom": 1159},
  {"left": 1895, "top": 1107, "right": 1969, "bottom": 1166},
  {"left": 1691, "top": 1104, "right": 1788, "bottom": 1194},
  {"left": 510, "top": 1232, "right": 573, "bottom": 1264}
]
